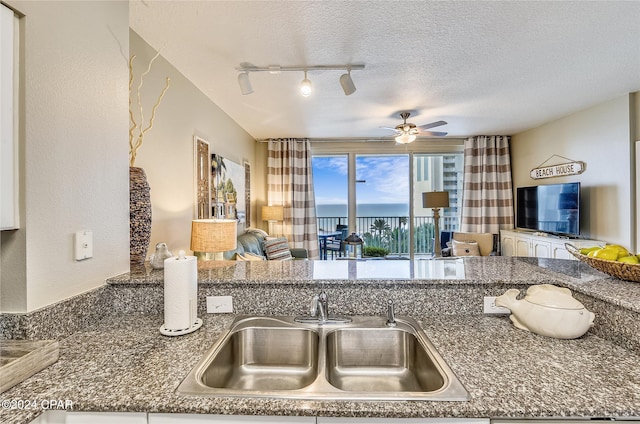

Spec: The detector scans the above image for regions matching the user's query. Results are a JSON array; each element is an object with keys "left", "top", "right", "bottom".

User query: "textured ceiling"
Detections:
[{"left": 130, "top": 1, "right": 640, "bottom": 140}]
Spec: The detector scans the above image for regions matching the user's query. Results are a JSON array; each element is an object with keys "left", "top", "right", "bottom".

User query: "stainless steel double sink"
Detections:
[{"left": 177, "top": 315, "right": 469, "bottom": 401}]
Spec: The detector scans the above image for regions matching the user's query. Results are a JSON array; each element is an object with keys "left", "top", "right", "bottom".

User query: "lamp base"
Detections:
[
  {"left": 433, "top": 208, "right": 442, "bottom": 258},
  {"left": 194, "top": 251, "right": 225, "bottom": 261}
]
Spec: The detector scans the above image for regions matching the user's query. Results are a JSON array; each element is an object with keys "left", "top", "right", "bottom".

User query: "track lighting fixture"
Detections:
[
  {"left": 395, "top": 133, "right": 417, "bottom": 144},
  {"left": 300, "top": 70, "right": 312, "bottom": 97},
  {"left": 236, "top": 64, "right": 364, "bottom": 96},
  {"left": 237, "top": 72, "right": 253, "bottom": 95},
  {"left": 339, "top": 69, "right": 356, "bottom": 96}
]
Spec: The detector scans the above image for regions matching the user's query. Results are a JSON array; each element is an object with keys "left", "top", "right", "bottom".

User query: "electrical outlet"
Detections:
[
  {"left": 74, "top": 231, "right": 93, "bottom": 261},
  {"left": 207, "top": 296, "right": 233, "bottom": 313},
  {"left": 483, "top": 296, "right": 511, "bottom": 314}
]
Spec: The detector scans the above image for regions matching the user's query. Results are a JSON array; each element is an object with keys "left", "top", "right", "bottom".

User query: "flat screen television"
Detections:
[{"left": 516, "top": 182, "right": 580, "bottom": 236}]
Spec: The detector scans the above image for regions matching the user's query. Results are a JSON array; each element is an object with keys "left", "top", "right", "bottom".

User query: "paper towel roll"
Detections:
[{"left": 163, "top": 251, "right": 198, "bottom": 331}]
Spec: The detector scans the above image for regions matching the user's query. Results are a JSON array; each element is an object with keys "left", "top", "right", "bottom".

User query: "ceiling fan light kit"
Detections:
[
  {"left": 395, "top": 133, "right": 417, "bottom": 144},
  {"left": 383, "top": 112, "right": 449, "bottom": 144},
  {"left": 236, "top": 64, "right": 364, "bottom": 97}
]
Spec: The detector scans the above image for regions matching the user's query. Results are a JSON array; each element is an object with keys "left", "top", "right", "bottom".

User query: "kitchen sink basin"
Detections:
[
  {"left": 177, "top": 315, "right": 469, "bottom": 401},
  {"left": 325, "top": 328, "right": 445, "bottom": 393},
  {"left": 200, "top": 325, "right": 318, "bottom": 391}
]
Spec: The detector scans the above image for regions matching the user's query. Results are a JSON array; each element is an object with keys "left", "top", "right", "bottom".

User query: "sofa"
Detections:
[{"left": 222, "top": 229, "right": 308, "bottom": 260}]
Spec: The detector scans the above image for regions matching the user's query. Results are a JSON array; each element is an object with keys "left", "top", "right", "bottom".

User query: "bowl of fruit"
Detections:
[{"left": 565, "top": 243, "right": 640, "bottom": 283}]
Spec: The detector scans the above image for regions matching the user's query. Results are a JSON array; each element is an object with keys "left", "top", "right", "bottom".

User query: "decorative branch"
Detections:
[{"left": 128, "top": 53, "right": 170, "bottom": 167}]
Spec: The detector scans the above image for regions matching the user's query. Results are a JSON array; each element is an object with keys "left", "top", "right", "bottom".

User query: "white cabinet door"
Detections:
[
  {"left": 318, "top": 418, "right": 489, "bottom": 424},
  {"left": 32, "top": 411, "right": 147, "bottom": 424},
  {"left": 66, "top": 412, "right": 147, "bottom": 424},
  {"left": 500, "top": 233, "right": 515, "bottom": 257},
  {"left": 515, "top": 238, "right": 530, "bottom": 256},
  {"left": 552, "top": 242, "right": 574, "bottom": 260},
  {"left": 531, "top": 239, "right": 551, "bottom": 258},
  {"left": 149, "top": 414, "right": 315, "bottom": 424}
]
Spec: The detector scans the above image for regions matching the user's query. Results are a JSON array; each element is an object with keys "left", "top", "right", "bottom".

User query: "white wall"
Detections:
[
  {"left": 0, "top": 1, "right": 130, "bottom": 312},
  {"left": 511, "top": 94, "right": 636, "bottom": 249},
  {"left": 130, "top": 31, "right": 257, "bottom": 256}
]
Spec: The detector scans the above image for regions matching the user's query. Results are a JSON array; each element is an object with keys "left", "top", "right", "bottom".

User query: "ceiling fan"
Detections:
[{"left": 381, "top": 112, "right": 448, "bottom": 144}]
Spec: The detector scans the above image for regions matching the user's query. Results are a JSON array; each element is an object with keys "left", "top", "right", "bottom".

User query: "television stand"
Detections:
[{"left": 500, "top": 229, "right": 603, "bottom": 259}]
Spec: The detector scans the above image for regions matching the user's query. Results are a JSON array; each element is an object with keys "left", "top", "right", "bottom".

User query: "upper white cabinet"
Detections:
[
  {"left": 500, "top": 229, "right": 602, "bottom": 259},
  {"left": 1, "top": 3, "right": 19, "bottom": 230}
]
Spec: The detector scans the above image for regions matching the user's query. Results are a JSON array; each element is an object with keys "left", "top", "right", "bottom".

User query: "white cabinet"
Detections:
[
  {"left": 500, "top": 229, "right": 602, "bottom": 259},
  {"left": 318, "top": 419, "right": 489, "bottom": 424},
  {"left": 148, "top": 414, "right": 315, "bottom": 423},
  {"left": 31, "top": 411, "right": 147, "bottom": 424}
]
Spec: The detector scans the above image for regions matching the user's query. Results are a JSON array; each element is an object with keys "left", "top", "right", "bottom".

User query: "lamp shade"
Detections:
[
  {"left": 262, "top": 205, "right": 284, "bottom": 222},
  {"left": 423, "top": 191, "right": 450, "bottom": 209},
  {"left": 190, "top": 219, "right": 237, "bottom": 253}
]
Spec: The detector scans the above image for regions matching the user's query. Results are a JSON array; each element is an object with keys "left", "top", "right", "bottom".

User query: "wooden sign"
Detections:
[{"left": 530, "top": 161, "right": 585, "bottom": 180}]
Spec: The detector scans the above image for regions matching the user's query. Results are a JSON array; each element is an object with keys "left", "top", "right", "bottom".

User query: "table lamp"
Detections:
[
  {"left": 423, "top": 191, "right": 450, "bottom": 258},
  {"left": 190, "top": 219, "right": 237, "bottom": 261},
  {"left": 261, "top": 205, "right": 284, "bottom": 236}
]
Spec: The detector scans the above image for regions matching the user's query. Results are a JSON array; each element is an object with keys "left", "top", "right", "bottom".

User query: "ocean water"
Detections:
[{"left": 317, "top": 203, "right": 409, "bottom": 218}]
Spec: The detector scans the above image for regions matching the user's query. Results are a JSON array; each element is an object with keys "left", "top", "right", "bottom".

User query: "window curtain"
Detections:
[
  {"left": 267, "top": 138, "right": 320, "bottom": 259},
  {"left": 461, "top": 136, "right": 514, "bottom": 234}
]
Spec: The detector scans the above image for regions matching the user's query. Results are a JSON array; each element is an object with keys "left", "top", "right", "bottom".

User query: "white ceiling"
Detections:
[{"left": 130, "top": 0, "right": 640, "bottom": 141}]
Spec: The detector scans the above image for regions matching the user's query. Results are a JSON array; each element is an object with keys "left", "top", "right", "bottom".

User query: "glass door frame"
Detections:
[{"left": 312, "top": 140, "right": 464, "bottom": 259}]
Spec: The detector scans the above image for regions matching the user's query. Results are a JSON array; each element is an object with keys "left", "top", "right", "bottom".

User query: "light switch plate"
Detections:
[
  {"left": 207, "top": 296, "right": 233, "bottom": 313},
  {"left": 74, "top": 231, "right": 93, "bottom": 261}
]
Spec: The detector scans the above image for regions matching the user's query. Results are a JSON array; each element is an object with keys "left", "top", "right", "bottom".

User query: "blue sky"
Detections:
[{"left": 312, "top": 155, "right": 409, "bottom": 205}]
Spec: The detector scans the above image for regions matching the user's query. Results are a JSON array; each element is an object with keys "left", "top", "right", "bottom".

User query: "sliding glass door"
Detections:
[
  {"left": 356, "top": 155, "right": 410, "bottom": 257},
  {"left": 413, "top": 154, "right": 463, "bottom": 256},
  {"left": 312, "top": 155, "right": 348, "bottom": 232},
  {"left": 312, "top": 149, "right": 463, "bottom": 259}
]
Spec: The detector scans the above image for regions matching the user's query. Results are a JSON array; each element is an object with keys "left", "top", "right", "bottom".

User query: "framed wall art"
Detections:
[
  {"left": 194, "top": 136, "right": 211, "bottom": 219},
  {"left": 211, "top": 153, "right": 246, "bottom": 223},
  {"left": 244, "top": 160, "right": 251, "bottom": 226}
]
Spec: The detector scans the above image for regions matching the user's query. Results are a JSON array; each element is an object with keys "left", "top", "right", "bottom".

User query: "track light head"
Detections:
[
  {"left": 237, "top": 72, "right": 253, "bottom": 95},
  {"left": 300, "top": 71, "right": 312, "bottom": 97},
  {"left": 339, "top": 70, "right": 356, "bottom": 96}
]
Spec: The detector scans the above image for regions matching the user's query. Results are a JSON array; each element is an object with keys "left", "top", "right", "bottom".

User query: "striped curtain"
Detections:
[
  {"left": 267, "top": 139, "right": 320, "bottom": 259},
  {"left": 461, "top": 136, "right": 514, "bottom": 234}
]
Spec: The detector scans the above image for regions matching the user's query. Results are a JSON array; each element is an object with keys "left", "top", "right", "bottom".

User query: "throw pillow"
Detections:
[
  {"left": 452, "top": 239, "right": 480, "bottom": 256},
  {"left": 262, "top": 237, "right": 293, "bottom": 261},
  {"left": 235, "top": 252, "right": 265, "bottom": 261}
]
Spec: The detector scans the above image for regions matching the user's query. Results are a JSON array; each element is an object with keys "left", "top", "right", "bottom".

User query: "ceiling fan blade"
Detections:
[
  {"left": 421, "top": 131, "right": 448, "bottom": 137},
  {"left": 379, "top": 126, "right": 400, "bottom": 132},
  {"left": 418, "top": 120, "right": 447, "bottom": 130}
]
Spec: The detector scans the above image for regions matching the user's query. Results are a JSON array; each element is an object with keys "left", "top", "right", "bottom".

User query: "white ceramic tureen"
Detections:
[{"left": 495, "top": 284, "right": 595, "bottom": 339}]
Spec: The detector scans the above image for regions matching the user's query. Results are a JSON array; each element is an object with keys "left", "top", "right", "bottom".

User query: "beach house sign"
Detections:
[{"left": 530, "top": 161, "right": 585, "bottom": 180}]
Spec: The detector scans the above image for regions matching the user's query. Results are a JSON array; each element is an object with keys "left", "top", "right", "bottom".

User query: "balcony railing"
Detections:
[{"left": 317, "top": 216, "right": 460, "bottom": 256}]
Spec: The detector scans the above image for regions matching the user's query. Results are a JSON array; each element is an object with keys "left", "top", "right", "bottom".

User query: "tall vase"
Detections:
[{"left": 129, "top": 167, "right": 152, "bottom": 264}]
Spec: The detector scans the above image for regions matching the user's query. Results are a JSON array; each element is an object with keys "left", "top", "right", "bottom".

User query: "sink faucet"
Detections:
[
  {"left": 311, "top": 292, "right": 329, "bottom": 321},
  {"left": 386, "top": 299, "right": 397, "bottom": 327},
  {"left": 296, "top": 291, "right": 351, "bottom": 324}
]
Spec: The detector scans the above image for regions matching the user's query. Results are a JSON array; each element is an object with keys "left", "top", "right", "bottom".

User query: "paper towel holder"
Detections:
[{"left": 160, "top": 318, "right": 203, "bottom": 337}]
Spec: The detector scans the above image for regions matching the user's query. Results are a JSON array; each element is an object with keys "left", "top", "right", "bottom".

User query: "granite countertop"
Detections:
[
  {"left": 116, "top": 256, "right": 640, "bottom": 314},
  {"left": 2, "top": 311, "right": 640, "bottom": 424}
]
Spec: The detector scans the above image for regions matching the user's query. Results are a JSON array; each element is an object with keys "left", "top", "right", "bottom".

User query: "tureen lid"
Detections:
[{"left": 523, "top": 284, "right": 585, "bottom": 310}]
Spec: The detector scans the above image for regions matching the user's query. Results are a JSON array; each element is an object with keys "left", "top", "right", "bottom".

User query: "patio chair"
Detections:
[{"left": 325, "top": 227, "right": 348, "bottom": 258}]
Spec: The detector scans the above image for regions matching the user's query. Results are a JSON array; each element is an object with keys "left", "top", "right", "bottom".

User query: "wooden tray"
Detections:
[
  {"left": 0, "top": 339, "right": 59, "bottom": 393},
  {"left": 565, "top": 243, "right": 640, "bottom": 283}
]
